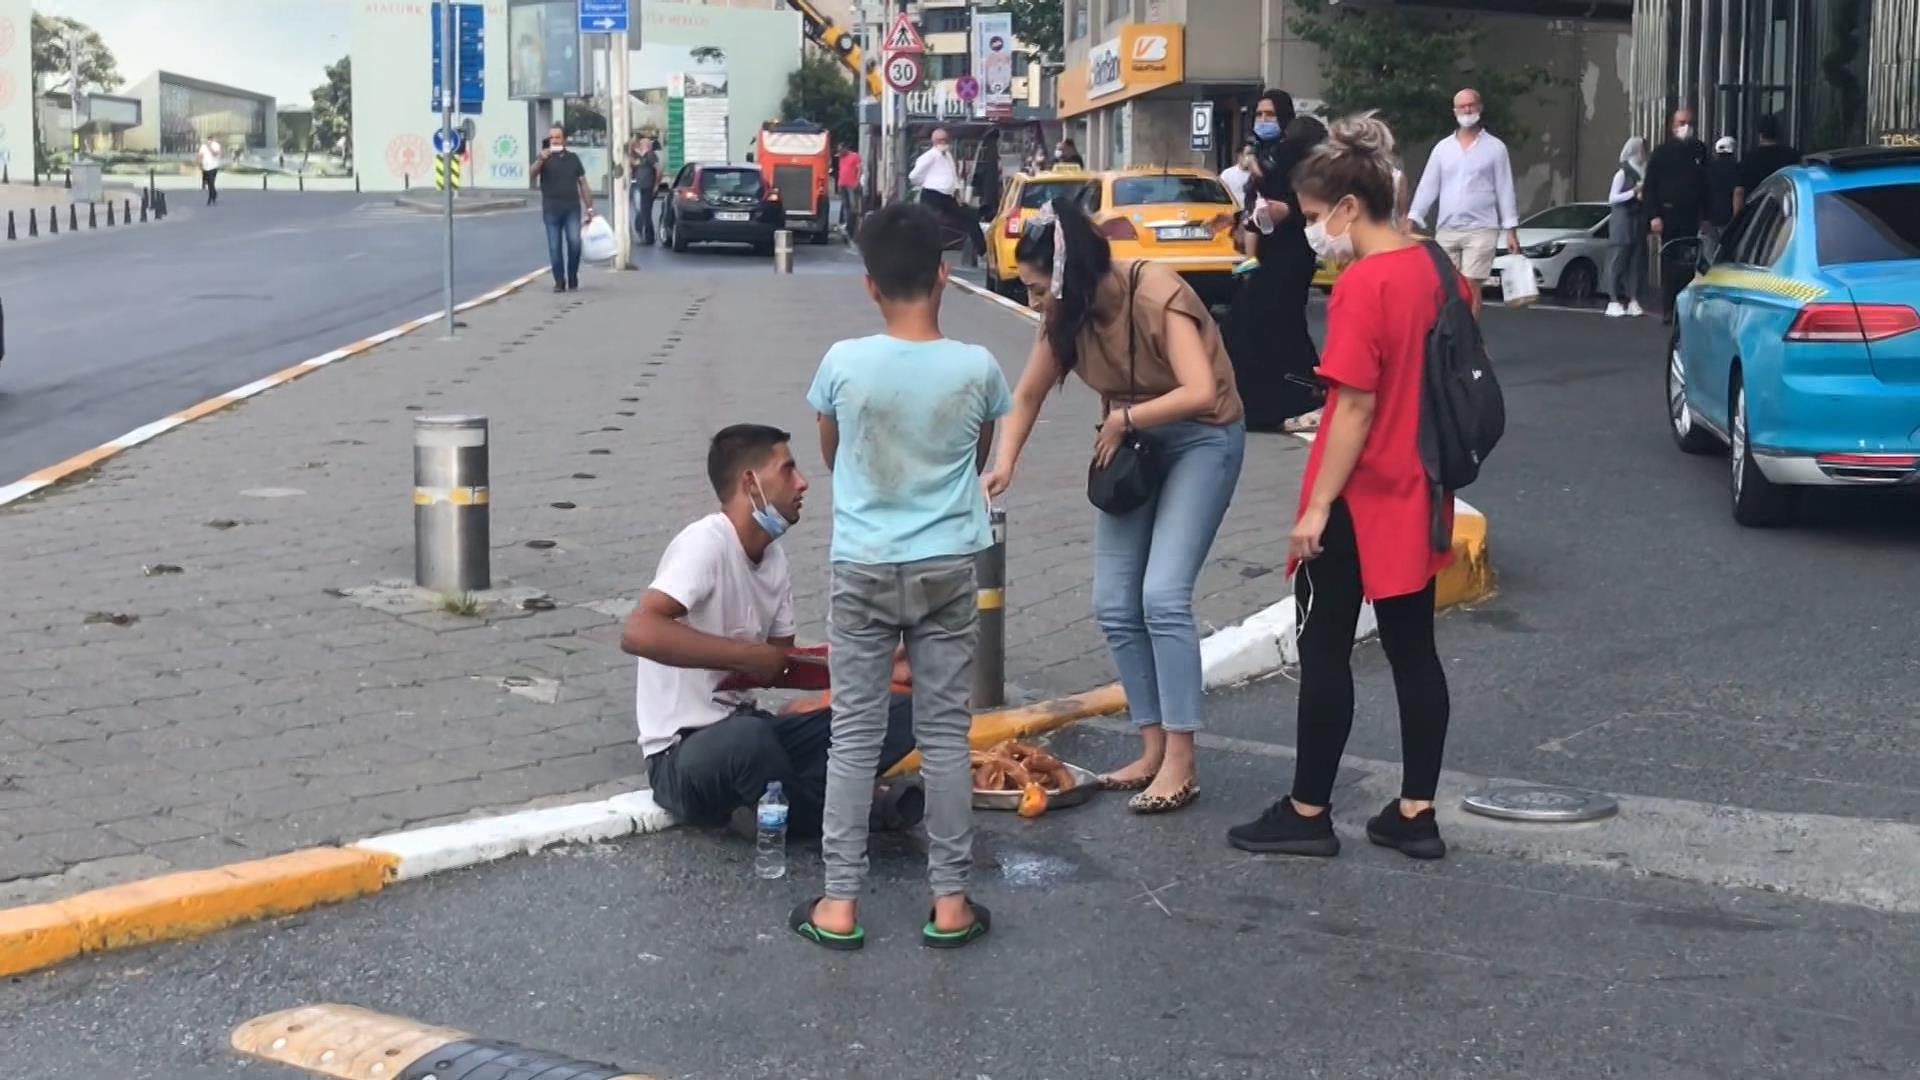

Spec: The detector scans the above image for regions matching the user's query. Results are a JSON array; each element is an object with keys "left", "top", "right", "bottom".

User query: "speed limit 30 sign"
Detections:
[{"left": 884, "top": 53, "right": 923, "bottom": 93}]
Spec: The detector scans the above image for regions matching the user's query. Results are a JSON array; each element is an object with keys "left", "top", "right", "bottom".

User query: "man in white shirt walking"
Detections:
[
  {"left": 1409, "top": 88, "right": 1521, "bottom": 318},
  {"left": 909, "top": 127, "right": 981, "bottom": 261},
  {"left": 199, "top": 137, "right": 223, "bottom": 206}
]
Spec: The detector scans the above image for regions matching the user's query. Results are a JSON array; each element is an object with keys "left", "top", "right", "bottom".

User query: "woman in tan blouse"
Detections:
[{"left": 983, "top": 198, "right": 1246, "bottom": 814}]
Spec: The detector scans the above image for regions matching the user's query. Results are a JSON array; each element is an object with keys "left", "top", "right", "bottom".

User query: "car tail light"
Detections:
[
  {"left": 680, "top": 189, "right": 700, "bottom": 202},
  {"left": 1785, "top": 303, "right": 1920, "bottom": 343},
  {"left": 1816, "top": 453, "right": 1919, "bottom": 468},
  {"left": 1005, "top": 211, "right": 1023, "bottom": 238},
  {"left": 1098, "top": 217, "right": 1137, "bottom": 241}
]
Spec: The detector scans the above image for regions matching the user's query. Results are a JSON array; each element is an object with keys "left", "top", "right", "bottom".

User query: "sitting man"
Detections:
[{"left": 622, "top": 423, "right": 923, "bottom": 836}]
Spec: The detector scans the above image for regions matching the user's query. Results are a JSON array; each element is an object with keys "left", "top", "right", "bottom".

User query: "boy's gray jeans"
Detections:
[{"left": 823, "top": 555, "right": 977, "bottom": 901}]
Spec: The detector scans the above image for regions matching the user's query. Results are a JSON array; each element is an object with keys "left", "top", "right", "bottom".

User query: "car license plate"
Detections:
[
  {"left": 717, "top": 211, "right": 750, "bottom": 222},
  {"left": 1157, "top": 225, "right": 1212, "bottom": 241}
]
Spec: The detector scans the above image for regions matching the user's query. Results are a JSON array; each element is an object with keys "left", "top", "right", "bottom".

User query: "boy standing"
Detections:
[{"left": 792, "top": 204, "right": 1012, "bottom": 951}]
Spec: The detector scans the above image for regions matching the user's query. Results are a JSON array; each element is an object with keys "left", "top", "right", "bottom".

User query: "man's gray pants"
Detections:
[{"left": 823, "top": 555, "right": 977, "bottom": 901}]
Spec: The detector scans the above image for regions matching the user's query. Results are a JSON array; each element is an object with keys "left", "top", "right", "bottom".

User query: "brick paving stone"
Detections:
[{"left": 0, "top": 263, "right": 1305, "bottom": 899}]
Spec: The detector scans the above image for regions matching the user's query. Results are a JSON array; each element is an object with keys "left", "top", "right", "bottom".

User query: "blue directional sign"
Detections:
[
  {"left": 580, "top": 0, "right": 630, "bottom": 34},
  {"left": 431, "top": 3, "right": 486, "bottom": 114},
  {"left": 433, "top": 128, "right": 464, "bottom": 156}
]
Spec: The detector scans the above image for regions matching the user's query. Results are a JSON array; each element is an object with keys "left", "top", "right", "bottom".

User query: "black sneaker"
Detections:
[
  {"left": 1227, "top": 798, "right": 1340, "bottom": 857},
  {"left": 1365, "top": 801, "right": 1447, "bottom": 860},
  {"left": 870, "top": 781, "right": 926, "bottom": 833}
]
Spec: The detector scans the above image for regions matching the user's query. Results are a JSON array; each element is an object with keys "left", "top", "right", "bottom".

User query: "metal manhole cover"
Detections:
[{"left": 1461, "top": 785, "right": 1618, "bottom": 823}]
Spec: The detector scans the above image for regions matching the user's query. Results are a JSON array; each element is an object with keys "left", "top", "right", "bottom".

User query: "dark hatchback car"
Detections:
[{"left": 661, "top": 163, "right": 786, "bottom": 254}]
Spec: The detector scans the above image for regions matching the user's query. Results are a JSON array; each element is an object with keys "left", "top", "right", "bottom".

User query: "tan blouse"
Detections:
[{"left": 1069, "top": 260, "right": 1243, "bottom": 427}]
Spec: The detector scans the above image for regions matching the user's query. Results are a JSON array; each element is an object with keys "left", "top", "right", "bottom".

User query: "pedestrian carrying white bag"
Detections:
[
  {"left": 581, "top": 214, "right": 617, "bottom": 264},
  {"left": 1496, "top": 253, "right": 1539, "bottom": 307}
]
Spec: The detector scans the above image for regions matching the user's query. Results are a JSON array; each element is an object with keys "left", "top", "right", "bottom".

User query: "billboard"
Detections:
[
  {"left": 972, "top": 11, "right": 1014, "bottom": 121},
  {"left": 508, "top": 0, "right": 584, "bottom": 99}
]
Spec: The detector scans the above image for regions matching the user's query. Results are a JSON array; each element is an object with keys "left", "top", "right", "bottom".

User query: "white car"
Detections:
[{"left": 1495, "top": 202, "right": 1614, "bottom": 303}]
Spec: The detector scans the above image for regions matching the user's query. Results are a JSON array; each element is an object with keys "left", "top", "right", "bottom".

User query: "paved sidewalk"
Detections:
[{"left": 0, "top": 262, "right": 1306, "bottom": 902}]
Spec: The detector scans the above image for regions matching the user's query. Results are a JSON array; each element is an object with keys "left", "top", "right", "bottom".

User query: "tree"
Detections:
[
  {"left": 781, "top": 52, "right": 858, "bottom": 149},
  {"left": 1288, "top": 0, "right": 1553, "bottom": 150},
  {"left": 311, "top": 56, "right": 352, "bottom": 159},
  {"left": 1006, "top": 0, "right": 1063, "bottom": 64},
  {"left": 30, "top": 13, "right": 121, "bottom": 171}
]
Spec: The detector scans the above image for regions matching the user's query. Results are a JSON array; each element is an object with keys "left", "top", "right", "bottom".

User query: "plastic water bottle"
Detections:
[{"left": 755, "top": 782, "right": 788, "bottom": 880}]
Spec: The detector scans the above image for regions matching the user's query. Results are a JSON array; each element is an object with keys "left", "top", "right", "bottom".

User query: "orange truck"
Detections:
[{"left": 758, "top": 120, "right": 833, "bottom": 245}]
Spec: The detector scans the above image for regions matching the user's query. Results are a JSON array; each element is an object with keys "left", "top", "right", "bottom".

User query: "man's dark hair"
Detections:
[
  {"left": 707, "top": 424, "right": 791, "bottom": 498},
  {"left": 857, "top": 203, "right": 944, "bottom": 301},
  {"left": 1756, "top": 112, "right": 1783, "bottom": 142}
]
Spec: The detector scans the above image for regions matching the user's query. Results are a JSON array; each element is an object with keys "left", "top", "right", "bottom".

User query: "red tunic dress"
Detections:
[{"left": 1293, "top": 244, "right": 1466, "bottom": 601}]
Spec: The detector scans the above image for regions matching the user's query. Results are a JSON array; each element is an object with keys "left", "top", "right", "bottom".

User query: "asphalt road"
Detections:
[
  {"left": 2, "top": 718, "right": 1915, "bottom": 1079},
  {"left": 1215, "top": 303, "right": 1920, "bottom": 825},
  {"left": 0, "top": 191, "right": 839, "bottom": 485}
]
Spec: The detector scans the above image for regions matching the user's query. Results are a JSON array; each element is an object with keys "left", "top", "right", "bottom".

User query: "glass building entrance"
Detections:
[{"left": 1631, "top": 0, "right": 1918, "bottom": 151}]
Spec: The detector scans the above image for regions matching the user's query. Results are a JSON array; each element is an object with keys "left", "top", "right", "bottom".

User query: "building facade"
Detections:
[
  {"left": 1055, "top": 0, "right": 1637, "bottom": 214},
  {"left": 121, "top": 71, "right": 277, "bottom": 157},
  {"left": 1630, "top": 0, "right": 1920, "bottom": 153},
  {"left": 900, "top": 0, "right": 1048, "bottom": 121},
  {"left": 36, "top": 92, "right": 143, "bottom": 154}
]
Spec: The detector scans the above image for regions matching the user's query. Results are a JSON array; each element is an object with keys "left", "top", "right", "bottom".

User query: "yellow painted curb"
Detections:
[
  {"left": 1437, "top": 508, "right": 1493, "bottom": 609},
  {"left": 0, "top": 847, "right": 396, "bottom": 978}
]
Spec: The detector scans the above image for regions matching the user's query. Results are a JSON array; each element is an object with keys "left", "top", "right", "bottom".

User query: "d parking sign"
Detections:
[{"left": 1190, "top": 101, "right": 1214, "bottom": 153}]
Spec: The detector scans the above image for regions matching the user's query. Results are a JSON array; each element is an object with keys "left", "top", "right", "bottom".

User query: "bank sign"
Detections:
[{"left": 1072, "top": 24, "right": 1183, "bottom": 114}]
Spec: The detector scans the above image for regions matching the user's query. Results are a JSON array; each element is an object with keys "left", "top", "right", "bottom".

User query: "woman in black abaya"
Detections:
[{"left": 1227, "top": 92, "right": 1326, "bottom": 432}]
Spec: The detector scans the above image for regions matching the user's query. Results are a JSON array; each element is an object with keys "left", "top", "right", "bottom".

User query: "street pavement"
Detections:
[
  {"left": 1, "top": 712, "right": 1915, "bottom": 1078},
  {"left": 0, "top": 190, "right": 543, "bottom": 481},
  {"left": 0, "top": 242, "right": 1307, "bottom": 902}
]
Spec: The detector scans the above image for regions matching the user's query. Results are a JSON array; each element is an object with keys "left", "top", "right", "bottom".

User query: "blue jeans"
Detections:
[
  {"left": 1092, "top": 420, "right": 1246, "bottom": 733},
  {"left": 543, "top": 206, "right": 583, "bottom": 286}
]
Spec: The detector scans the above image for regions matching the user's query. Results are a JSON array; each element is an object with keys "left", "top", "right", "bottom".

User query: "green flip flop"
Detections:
[
  {"left": 921, "top": 899, "right": 992, "bottom": 949},
  {"left": 789, "top": 898, "right": 864, "bottom": 952}
]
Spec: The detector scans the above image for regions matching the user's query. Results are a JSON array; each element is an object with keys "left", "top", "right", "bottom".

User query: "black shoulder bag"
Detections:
[{"left": 1087, "top": 262, "right": 1167, "bottom": 515}]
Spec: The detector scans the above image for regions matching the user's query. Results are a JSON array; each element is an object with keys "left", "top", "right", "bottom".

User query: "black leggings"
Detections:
[{"left": 1291, "top": 500, "right": 1451, "bottom": 807}]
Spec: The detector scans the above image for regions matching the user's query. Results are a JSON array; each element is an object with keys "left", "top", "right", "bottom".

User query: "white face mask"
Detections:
[
  {"left": 1456, "top": 111, "right": 1481, "bottom": 129},
  {"left": 1304, "top": 201, "right": 1357, "bottom": 264},
  {"left": 1675, "top": 124, "right": 1694, "bottom": 141}
]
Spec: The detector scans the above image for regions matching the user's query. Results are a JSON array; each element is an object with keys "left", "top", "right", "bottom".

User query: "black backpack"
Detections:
[{"left": 1416, "top": 242, "right": 1505, "bottom": 551}]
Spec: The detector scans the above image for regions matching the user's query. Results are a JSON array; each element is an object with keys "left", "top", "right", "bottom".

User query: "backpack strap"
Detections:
[{"left": 1421, "top": 240, "right": 1459, "bottom": 307}]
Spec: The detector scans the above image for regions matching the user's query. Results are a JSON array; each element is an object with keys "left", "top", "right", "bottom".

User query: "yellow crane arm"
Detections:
[{"left": 784, "top": 0, "right": 885, "bottom": 99}]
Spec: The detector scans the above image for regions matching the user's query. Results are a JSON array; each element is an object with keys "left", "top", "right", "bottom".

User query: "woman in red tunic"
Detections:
[{"left": 1227, "top": 114, "right": 1466, "bottom": 861}]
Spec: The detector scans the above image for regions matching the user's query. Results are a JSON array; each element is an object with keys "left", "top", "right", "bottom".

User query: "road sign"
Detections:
[
  {"left": 431, "top": 3, "right": 485, "bottom": 114},
  {"left": 434, "top": 153, "right": 463, "bottom": 191},
  {"left": 883, "top": 53, "right": 923, "bottom": 93},
  {"left": 954, "top": 75, "right": 979, "bottom": 103},
  {"left": 1190, "top": 101, "right": 1214, "bottom": 153},
  {"left": 580, "top": 0, "right": 629, "bottom": 34},
  {"left": 882, "top": 13, "right": 926, "bottom": 55},
  {"left": 433, "top": 128, "right": 465, "bottom": 156}
]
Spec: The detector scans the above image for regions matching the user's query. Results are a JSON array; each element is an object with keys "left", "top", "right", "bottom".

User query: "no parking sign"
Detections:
[{"left": 1190, "top": 101, "right": 1214, "bottom": 153}]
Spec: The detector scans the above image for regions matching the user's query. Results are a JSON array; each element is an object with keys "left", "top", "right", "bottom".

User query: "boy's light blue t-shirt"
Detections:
[{"left": 807, "top": 335, "right": 1014, "bottom": 566}]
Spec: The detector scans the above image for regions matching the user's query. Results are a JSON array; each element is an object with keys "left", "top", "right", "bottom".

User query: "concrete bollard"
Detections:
[
  {"left": 413, "top": 415, "right": 491, "bottom": 594},
  {"left": 773, "top": 229, "right": 794, "bottom": 274},
  {"left": 971, "top": 506, "right": 1008, "bottom": 710}
]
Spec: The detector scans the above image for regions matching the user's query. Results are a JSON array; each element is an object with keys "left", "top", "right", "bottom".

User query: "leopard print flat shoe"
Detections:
[{"left": 1127, "top": 780, "right": 1199, "bottom": 814}]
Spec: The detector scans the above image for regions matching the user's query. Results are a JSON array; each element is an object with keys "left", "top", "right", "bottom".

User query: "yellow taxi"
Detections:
[
  {"left": 985, "top": 166, "right": 1100, "bottom": 299},
  {"left": 1088, "top": 166, "right": 1243, "bottom": 306},
  {"left": 1314, "top": 258, "right": 1347, "bottom": 292}
]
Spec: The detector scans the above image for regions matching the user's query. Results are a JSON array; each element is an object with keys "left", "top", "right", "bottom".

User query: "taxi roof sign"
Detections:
[{"left": 883, "top": 13, "right": 926, "bottom": 54}]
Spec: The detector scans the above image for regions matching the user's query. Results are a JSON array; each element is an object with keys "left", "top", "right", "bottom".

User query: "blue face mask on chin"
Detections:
[
  {"left": 748, "top": 474, "right": 789, "bottom": 542},
  {"left": 1253, "top": 119, "right": 1282, "bottom": 142}
]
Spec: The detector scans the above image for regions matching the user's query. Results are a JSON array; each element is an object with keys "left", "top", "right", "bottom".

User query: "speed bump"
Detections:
[{"left": 232, "top": 1004, "right": 659, "bottom": 1079}]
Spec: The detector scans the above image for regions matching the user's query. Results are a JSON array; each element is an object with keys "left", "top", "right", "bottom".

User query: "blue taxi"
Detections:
[{"left": 1666, "top": 146, "right": 1920, "bottom": 525}]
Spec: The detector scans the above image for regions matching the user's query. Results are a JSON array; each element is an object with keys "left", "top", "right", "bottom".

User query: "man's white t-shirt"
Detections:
[
  {"left": 634, "top": 513, "right": 795, "bottom": 757},
  {"left": 199, "top": 142, "right": 223, "bottom": 172}
]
